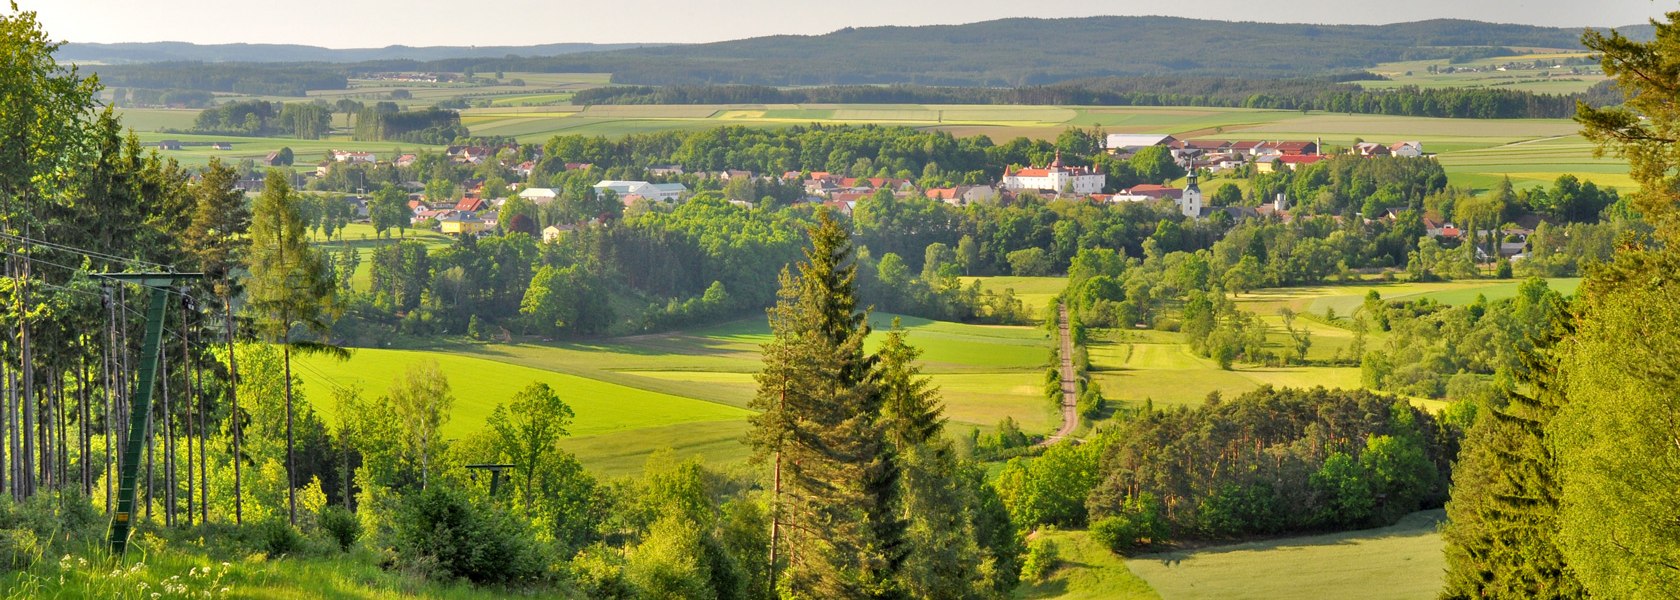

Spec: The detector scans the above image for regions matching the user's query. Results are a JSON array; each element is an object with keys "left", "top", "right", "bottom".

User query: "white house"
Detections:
[
  {"left": 1000, "top": 152, "right": 1105, "bottom": 196},
  {"left": 1390, "top": 141, "right": 1424, "bottom": 158},
  {"left": 1105, "top": 133, "right": 1177, "bottom": 153},
  {"left": 593, "top": 180, "right": 689, "bottom": 203},
  {"left": 518, "top": 187, "right": 560, "bottom": 205},
  {"left": 331, "top": 150, "right": 377, "bottom": 163}
]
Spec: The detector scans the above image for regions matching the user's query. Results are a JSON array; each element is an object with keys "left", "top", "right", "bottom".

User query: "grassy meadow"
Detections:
[
  {"left": 1015, "top": 529, "right": 1161, "bottom": 600},
  {"left": 1125, "top": 510, "right": 1447, "bottom": 599},
  {"left": 295, "top": 312, "right": 1053, "bottom": 476}
]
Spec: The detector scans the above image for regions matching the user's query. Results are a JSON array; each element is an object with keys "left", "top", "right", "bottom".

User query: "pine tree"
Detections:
[
  {"left": 246, "top": 170, "right": 340, "bottom": 524},
  {"left": 750, "top": 210, "right": 905, "bottom": 599},
  {"left": 877, "top": 320, "right": 991, "bottom": 599},
  {"left": 1439, "top": 316, "right": 1585, "bottom": 599}
]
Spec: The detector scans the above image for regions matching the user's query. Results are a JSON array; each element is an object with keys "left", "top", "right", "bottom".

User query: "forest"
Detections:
[{"left": 573, "top": 78, "right": 1596, "bottom": 119}]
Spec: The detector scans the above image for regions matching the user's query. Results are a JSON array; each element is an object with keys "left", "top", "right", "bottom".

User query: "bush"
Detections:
[
  {"left": 1090, "top": 494, "right": 1168, "bottom": 554},
  {"left": 1021, "top": 537, "right": 1060, "bottom": 583},
  {"left": 252, "top": 518, "right": 302, "bottom": 557},
  {"left": 318, "top": 506, "right": 360, "bottom": 552},
  {"left": 394, "top": 485, "right": 548, "bottom": 584},
  {"left": 0, "top": 528, "right": 40, "bottom": 571}
]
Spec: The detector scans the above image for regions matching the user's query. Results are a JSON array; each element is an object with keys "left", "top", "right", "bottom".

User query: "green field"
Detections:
[
  {"left": 1364, "top": 52, "right": 1605, "bottom": 94},
  {"left": 293, "top": 348, "right": 752, "bottom": 440},
  {"left": 963, "top": 276, "right": 1067, "bottom": 314},
  {"left": 310, "top": 222, "right": 455, "bottom": 289},
  {"left": 1126, "top": 510, "right": 1446, "bottom": 599},
  {"left": 1016, "top": 529, "right": 1161, "bottom": 599},
  {"left": 294, "top": 313, "right": 1053, "bottom": 476}
]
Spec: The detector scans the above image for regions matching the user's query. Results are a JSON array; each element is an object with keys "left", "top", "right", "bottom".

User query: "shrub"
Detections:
[
  {"left": 570, "top": 542, "right": 633, "bottom": 599},
  {"left": 394, "top": 485, "right": 548, "bottom": 584},
  {"left": 1090, "top": 493, "right": 1168, "bottom": 554},
  {"left": 0, "top": 528, "right": 40, "bottom": 571},
  {"left": 253, "top": 518, "right": 302, "bottom": 557},
  {"left": 1020, "top": 537, "right": 1060, "bottom": 583},
  {"left": 318, "top": 506, "right": 361, "bottom": 552}
]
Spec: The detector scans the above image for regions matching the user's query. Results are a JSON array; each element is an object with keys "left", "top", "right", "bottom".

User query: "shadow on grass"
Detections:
[{"left": 1133, "top": 509, "right": 1446, "bottom": 565}]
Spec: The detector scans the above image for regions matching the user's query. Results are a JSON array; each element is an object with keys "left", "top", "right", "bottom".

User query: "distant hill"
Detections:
[
  {"left": 58, "top": 41, "right": 654, "bottom": 64},
  {"left": 417, "top": 16, "right": 1638, "bottom": 86},
  {"left": 75, "top": 17, "right": 1653, "bottom": 95}
]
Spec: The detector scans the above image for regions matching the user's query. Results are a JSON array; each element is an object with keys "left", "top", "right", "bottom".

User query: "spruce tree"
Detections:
[
  {"left": 1439, "top": 319, "right": 1585, "bottom": 599},
  {"left": 750, "top": 210, "right": 905, "bottom": 599},
  {"left": 877, "top": 321, "right": 991, "bottom": 598}
]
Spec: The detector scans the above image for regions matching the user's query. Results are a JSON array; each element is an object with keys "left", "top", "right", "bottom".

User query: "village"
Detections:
[{"left": 252, "top": 132, "right": 1552, "bottom": 261}]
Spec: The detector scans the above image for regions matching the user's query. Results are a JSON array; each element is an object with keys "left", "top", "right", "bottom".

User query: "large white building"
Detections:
[{"left": 1000, "top": 152, "right": 1105, "bottom": 195}]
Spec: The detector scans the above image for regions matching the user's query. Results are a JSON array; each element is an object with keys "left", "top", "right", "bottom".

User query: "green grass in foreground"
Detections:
[
  {"left": 1125, "top": 510, "right": 1446, "bottom": 600},
  {"left": 2, "top": 540, "right": 526, "bottom": 599},
  {"left": 1014, "top": 529, "right": 1160, "bottom": 599}
]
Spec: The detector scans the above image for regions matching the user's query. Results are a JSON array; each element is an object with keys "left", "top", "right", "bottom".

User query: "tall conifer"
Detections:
[{"left": 750, "top": 210, "right": 905, "bottom": 599}]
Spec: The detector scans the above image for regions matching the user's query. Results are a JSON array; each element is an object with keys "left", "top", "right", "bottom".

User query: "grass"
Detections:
[
  {"left": 1085, "top": 328, "right": 1361, "bottom": 409},
  {"left": 2, "top": 538, "right": 534, "bottom": 599},
  {"left": 962, "top": 276, "right": 1067, "bottom": 314},
  {"left": 1014, "top": 529, "right": 1161, "bottom": 599},
  {"left": 297, "top": 313, "right": 1052, "bottom": 476},
  {"left": 1125, "top": 510, "right": 1446, "bottom": 600},
  {"left": 310, "top": 223, "right": 455, "bottom": 290},
  {"left": 1364, "top": 52, "right": 1606, "bottom": 94},
  {"left": 292, "top": 348, "right": 752, "bottom": 440}
]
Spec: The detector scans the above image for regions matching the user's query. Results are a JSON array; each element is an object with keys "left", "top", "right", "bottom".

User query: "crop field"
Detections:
[
  {"left": 1126, "top": 510, "right": 1446, "bottom": 599},
  {"left": 1364, "top": 52, "right": 1605, "bottom": 94},
  {"left": 295, "top": 313, "right": 1053, "bottom": 476}
]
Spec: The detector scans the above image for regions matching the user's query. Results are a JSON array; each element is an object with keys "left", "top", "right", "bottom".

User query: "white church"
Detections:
[{"left": 1001, "top": 151, "right": 1105, "bottom": 196}]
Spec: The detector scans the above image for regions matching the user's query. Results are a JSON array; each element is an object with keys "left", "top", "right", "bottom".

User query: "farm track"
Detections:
[{"left": 1042, "top": 302, "right": 1078, "bottom": 445}]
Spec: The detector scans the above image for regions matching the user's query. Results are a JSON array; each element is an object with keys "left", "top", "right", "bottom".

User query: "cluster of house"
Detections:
[
  {"left": 285, "top": 129, "right": 1439, "bottom": 239},
  {"left": 155, "top": 140, "right": 233, "bottom": 151}
]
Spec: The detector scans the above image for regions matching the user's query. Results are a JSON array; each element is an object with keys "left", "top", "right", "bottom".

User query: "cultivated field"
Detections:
[
  {"left": 1364, "top": 51, "right": 1605, "bottom": 94},
  {"left": 1126, "top": 510, "right": 1447, "bottom": 599}
]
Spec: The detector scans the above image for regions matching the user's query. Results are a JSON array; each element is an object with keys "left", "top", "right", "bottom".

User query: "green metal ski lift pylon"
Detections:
[{"left": 105, "top": 273, "right": 202, "bottom": 557}]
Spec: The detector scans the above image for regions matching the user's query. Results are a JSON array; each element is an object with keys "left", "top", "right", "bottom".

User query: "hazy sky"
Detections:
[{"left": 23, "top": 0, "right": 1670, "bottom": 47}]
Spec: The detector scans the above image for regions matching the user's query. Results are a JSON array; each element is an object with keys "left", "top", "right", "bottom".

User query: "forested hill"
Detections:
[
  {"left": 58, "top": 41, "right": 652, "bottom": 64},
  {"left": 425, "top": 17, "right": 1648, "bottom": 86}
]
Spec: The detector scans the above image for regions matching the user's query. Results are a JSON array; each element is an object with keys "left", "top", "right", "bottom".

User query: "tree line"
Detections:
[{"left": 574, "top": 77, "right": 1595, "bottom": 119}]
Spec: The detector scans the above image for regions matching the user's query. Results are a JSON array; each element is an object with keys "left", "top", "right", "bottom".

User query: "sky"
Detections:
[{"left": 22, "top": 0, "right": 1671, "bottom": 47}]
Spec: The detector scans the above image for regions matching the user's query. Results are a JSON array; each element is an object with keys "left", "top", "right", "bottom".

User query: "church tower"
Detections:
[{"left": 1180, "top": 162, "right": 1203, "bottom": 218}]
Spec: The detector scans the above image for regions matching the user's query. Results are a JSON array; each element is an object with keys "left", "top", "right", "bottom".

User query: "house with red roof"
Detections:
[{"left": 1000, "top": 151, "right": 1105, "bottom": 196}]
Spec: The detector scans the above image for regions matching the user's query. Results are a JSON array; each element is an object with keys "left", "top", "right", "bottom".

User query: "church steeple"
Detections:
[{"left": 1185, "top": 160, "right": 1199, "bottom": 192}]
